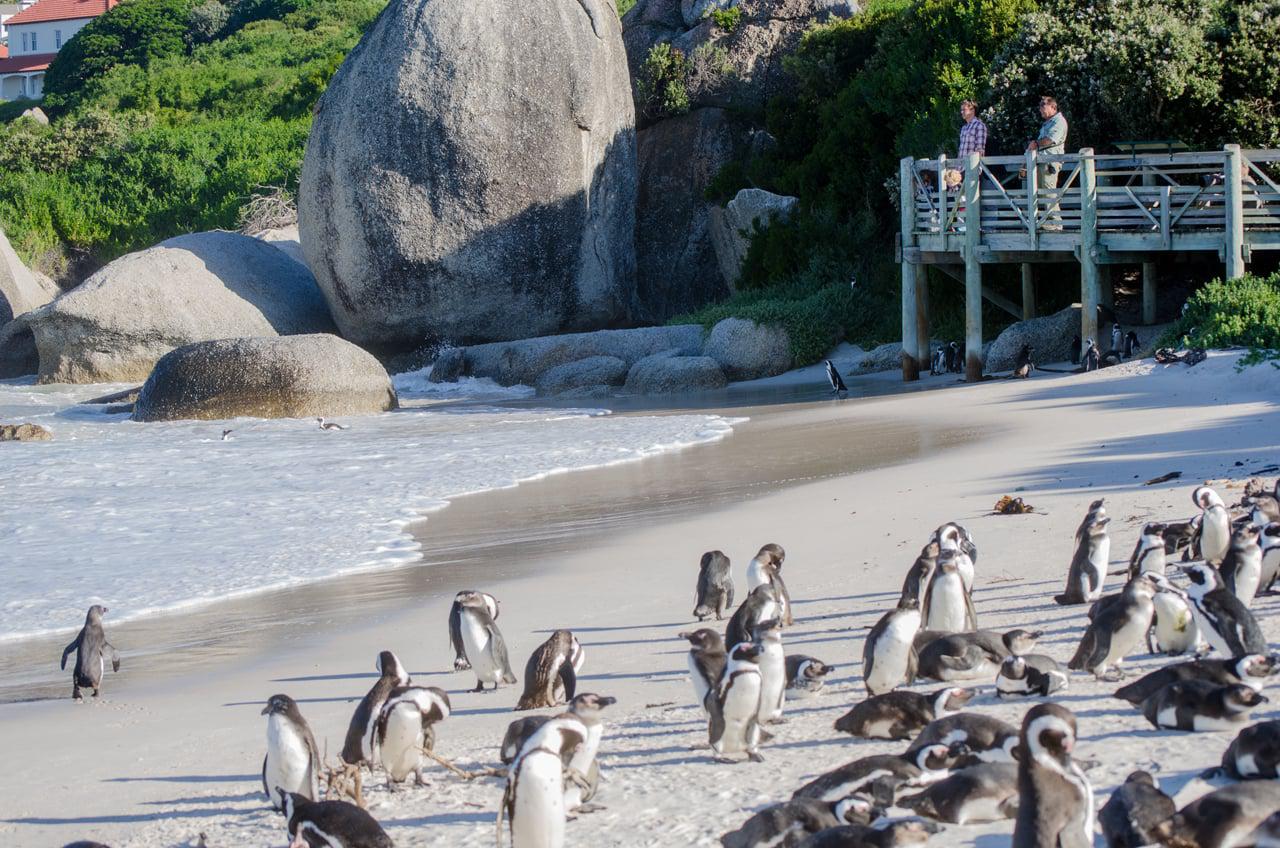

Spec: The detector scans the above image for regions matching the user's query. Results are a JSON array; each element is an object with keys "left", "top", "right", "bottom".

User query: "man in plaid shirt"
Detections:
[{"left": 958, "top": 100, "right": 988, "bottom": 159}]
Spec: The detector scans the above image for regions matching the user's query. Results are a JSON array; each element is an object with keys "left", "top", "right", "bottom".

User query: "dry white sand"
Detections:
[{"left": 2, "top": 351, "right": 1278, "bottom": 848}]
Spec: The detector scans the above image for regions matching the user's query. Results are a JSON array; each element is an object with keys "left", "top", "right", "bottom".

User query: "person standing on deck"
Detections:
[
  {"left": 958, "top": 100, "right": 988, "bottom": 160},
  {"left": 1026, "top": 96, "right": 1068, "bottom": 229}
]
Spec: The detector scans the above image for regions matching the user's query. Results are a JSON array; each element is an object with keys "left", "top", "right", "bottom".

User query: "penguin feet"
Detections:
[
  {"left": 1094, "top": 667, "right": 1125, "bottom": 683},
  {"left": 765, "top": 717, "right": 787, "bottom": 725},
  {"left": 712, "top": 756, "right": 738, "bottom": 765},
  {"left": 573, "top": 803, "right": 606, "bottom": 815},
  {"left": 454, "top": 658, "right": 471, "bottom": 672},
  {"left": 747, "top": 751, "right": 765, "bottom": 763},
  {"left": 471, "top": 683, "right": 486, "bottom": 693}
]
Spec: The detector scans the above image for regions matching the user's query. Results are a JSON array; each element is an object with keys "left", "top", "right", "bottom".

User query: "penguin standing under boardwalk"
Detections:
[
  {"left": 449, "top": 590, "right": 498, "bottom": 671},
  {"left": 1182, "top": 563, "right": 1268, "bottom": 657},
  {"left": 373, "top": 686, "right": 451, "bottom": 788},
  {"left": 1098, "top": 771, "right": 1175, "bottom": 848},
  {"left": 456, "top": 589, "right": 517, "bottom": 692},
  {"left": 862, "top": 597, "right": 921, "bottom": 696},
  {"left": 1011, "top": 703, "right": 1093, "bottom": 848},
  {"left": 279, "top": 790, "right": 392, "bottom": 848},
  {"left": 679, "top": 628, "right": 727, "bottom": 712},
  {"left": 707, "top": 642, "right": 765, "bottom": 763},
  {"left": 504, "top": 716, "right": 585, "bottom": 848},
  {"left": 341, "top": 650, "right": 410, "bottom": 769},
  {"left": 1055, "top": 510, "right": 1110, "bottom": 605},
  {"left": 515, "top": 630, "right": 578, "bottom": 711},
  {"left": 262, "top": 694, "right": 321, "bottom": 809},
  {"left": 693, "top": 551, "right": 735, "bottom": 621},
  {"left": 61, "top": 605, "right": 120, "bottom": 701}
]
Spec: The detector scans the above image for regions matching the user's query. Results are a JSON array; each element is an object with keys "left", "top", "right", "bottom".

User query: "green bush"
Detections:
[
  {"left": 1160, "top": 273, "right": 1280, "bottom": 364},
  {"left": 617, "top": 0, "right": 637, "bottom": 15},
  {"left": 637, "top": 43, "right": 691, "bottom": 120},
  {"left": 709, "top": 6, "right": 742, "bottom": 31}
]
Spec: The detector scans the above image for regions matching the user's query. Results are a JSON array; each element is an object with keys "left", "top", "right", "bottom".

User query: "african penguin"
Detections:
[
  {"left": 791, "top": 744, "right": 960, "bottom": 805},
  {"left": 995, "top": 654, "right": 1068, "bottom": 698},
  {"left": 373, "top": 685, "right": 451, "bottom": 787},
  {"left": 726, "top": 584, "right": 780, "bottom": 650},
  {"left": 1010, "top": 343, "right": 1033, "bottom": 378},
  {"left": 784, "top": 655, "right": 835, "bottom": 700},
  {"left": 680, "top": 628, "right": 727, "bottom": 712},
  {"left": 1182, "top": 563, "right": 1267, "bottom": 657},
  {"left": 906, "top": 713, "right": 1020, "bottom": 764},
  {"left": 560, "top": 693, "right": 616, "bottom": 811},
  {"left": 833, "top": 687, "right": 971, "bottom": 740},
  {"left": 504, "top": 716, "right": 585, "bottom": 848},
  {"left": 1218, "top": 719, "right": 1280, "bottom": 780},
  {"left": 1128, "top": 523, "right": 1167, "bottom": 578},
  {"left": 1011, "top": 703, "right": 1093, "bottom": 848},
  {"left": 933, "top": 522, "right": 978, "bottom": 586},
  {"left": 1259, "top": 523, "right": 1280, "bottom": 593},
  {"left": 498, "top": 693, "right": 613, "bottom": 770},
  {"left": 60, "top": 605, "right": 120, "bottom": 701},
  {"left": 279, "top": 790, "right": 392, "bottom": 848},
  {"left": 448, "top": 590, "right": 498, "bottom": 671},
  {"left": 1122, "top": 329, "right": 1139, "bottom": 359},
  {"left": 708, "top": 642, "right": 765, "bottom": 763},
  {"left": 898, "top": 762, "right": 1020, "bottom": 824},
  {"left": 262, "top": 694, "right": 321, "bottom": 809},
  {"left": 1114, "top": 654, "right": 1277, "bottom": 705},
  {"left": 1151, "top": 580, "right": 1201, "bottom": 655},
  {"left": 515, "top": 629, "right": 579, "bottom": 711},
  {"left": 916, "top": 629, "right": 1037, "bottom": 683},
  {"left": 719, "top": 795, "right": 881, "bottom": 848},
  {"left": 1221, "top": 523, "right": 1263, "bottom": 607},
  {"left": 693, "top": 550, "right": 735, "bottom": 621},
  {"left": 899, "top": 541, "right": 939, "bottom": 606},
  {"left": 921, "top": 547, "right": 977, "bottom": 633},
  {"left": 456, "top": 589, "right": 517, "bottom": 692},
  {"left": 745, "top": 544, "right": 793, "bottom": 626},
  {"left": 340, "top": 650, "right": 410, "bottom": 767},
  {"left": 795, "top": 820, "right": 936, "bottom": 848},
  {"left": 316, "top": 417, "right": 349, "bottom": 431},
  {"left": 1141, "top": 680, "right": 1267, "bottom": 731},
  {"left": 862, "top": 597, "right": 921, "bottom": 696},
  {"left": 1245, "top": 480, "right": 1280, "bottom": 526},
  {"left": 1194, "top": 485, "right": 1231, "bottom": 565},
  {"left": 753, "top": 618, "right": 787, "bottom": 724},
  {"left": 1082, "top": 338, "right": 1100, "bottom": 371},
  {"left": 1149, "top": 780, "right": 1280, "bottom": 848},
  {"left": 1055, "top": 509, "right": 1110, "bottom": 605},
  {"left": 825, "top": 360, "right": 849, "bottom": 395},
  {"left": 1098, "top": 770, "right": 1176, "bottom": 848},
  {"left": 1068, "top": 572, "right": 1159, "bottom": 680}
]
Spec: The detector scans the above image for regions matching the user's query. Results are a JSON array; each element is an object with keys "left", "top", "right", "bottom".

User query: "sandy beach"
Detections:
[{"left": 3, "top": 352, "right": 1279, "bottom": 848}]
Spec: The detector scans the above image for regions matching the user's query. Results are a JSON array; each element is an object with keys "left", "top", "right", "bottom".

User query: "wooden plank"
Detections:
[
  {"left": 964, "top": 153, "right": 983, "bottom": 382},
  {"left": 1225, "top": 144, "right": 1247, "bottom": 279},
  {"left": 1021, "top": 264, "right": 1036, "bottom": 319},
  {"left": 900, "top": 157, "right": 920, "bottom": 381},
  {"left": 1080, "top": 148, "right": 1100, "bottom": 347}
]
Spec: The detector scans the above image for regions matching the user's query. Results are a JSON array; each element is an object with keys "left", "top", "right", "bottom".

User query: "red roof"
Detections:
[
  {"left": 0, "top": 45, "right": 7, "bottom": 60},
  {"left": 6, "top": 0, "right": 115, "bottom": 26},
  {"left": 0, "top": 51, "right": 54, "bottom": 72}
]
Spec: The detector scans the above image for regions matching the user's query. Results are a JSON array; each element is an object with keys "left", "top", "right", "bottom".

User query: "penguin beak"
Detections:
[
  {"left": 261, "top": 704, "right": 272, "bottom": 715},
  {"left": 676, "top": 632, "right": 691, "bottom": 640},
  {"left": 598, "top": 696, "right": 617, "bottom": 707}
]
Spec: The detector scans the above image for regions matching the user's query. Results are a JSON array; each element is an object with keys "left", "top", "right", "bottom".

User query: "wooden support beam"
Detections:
[
  {"left": 1021, "top": 263, "right": 1035, "bottom": 320},
  {"left": 1142, "top": 262, "right": 1157, "bottom": 324},
  {"left": 899, "top": 157, "right": 921, "bottom": 381},
  {"left": 1079, "top": 148, "right": 1100, "bottom": 346},
  {"left": 1224, "top": 144, "right": 1247, "bottom": 279},
  {"left": 915, "top": 273, "right": 930, "bottom": 367},
  {"left": 964, "top": 153, "right": 983, "bottom": 382},
  {"left": 923, "top": 263, "right": 1021, "bottom": 319}
]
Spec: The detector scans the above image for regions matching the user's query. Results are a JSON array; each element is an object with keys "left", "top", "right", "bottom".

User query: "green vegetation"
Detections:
[
  {"left": 1161, "top": 273, "right": 1280, "bottom": 367},
  {"left": 617, "top": 0, "right": 638, "bottom": 15},
  {"left": 708, "top": 6, "right": 742, "bottom": 31},
  {"left": 637, "top": 43, "right": 692, "bottom": 120}
]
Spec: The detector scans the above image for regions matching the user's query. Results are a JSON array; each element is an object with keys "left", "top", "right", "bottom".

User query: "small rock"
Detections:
[
  {"left": 535, "top": 356, "right": 629, "bottom": 396},
  {"left": 0, "top": 422, "right": 52, "bottom": 442},
  {"left": 624, "top": 352, "right": 727, "bottom": 394}
]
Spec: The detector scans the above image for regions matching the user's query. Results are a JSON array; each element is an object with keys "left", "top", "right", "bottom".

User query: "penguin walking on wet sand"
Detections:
[
  {"left": 746, "top": 544, "right": 793, "bottom": 626},
  {"left": 726, "top": 584, "right": 780, "bottom": 649},
  {"left": 708, "top": 642, "right": 766, "bottom": 763},
  {"left": 515, "top": 630, "right": 579, "bottom": 711},
  {"left": 834, "top": 687, "right": 972, "bottom": 740},
  {"left": 720, "top": 795, "right": 882, "bottom": 848},
  {"left": 1056, "top": 507, "right": 1110, "bottom": 605},
  {"left": 373, "top": 686, "right": 451, "bottom": 788},
  {"left": 280, "top": 790, "right": 393, "bottom": 848},
  {"left": 1221, "top": 523, "right": 1263, "bottom": 607},
  {"left": 262, "top": 694, "right": 321, "bottom": 809},
  {"left": 1182, "top": 563, "right": 1268, "bottom": 657},
  {"left": 1194, "top": 485, "right": 1231, "bottom": 565},
  {"left": 61, "top": 605, "right": 120, "bottom": 701},
  {"left": 921, "top": 548, "right": 977, "bottom": 633},
  {"left": 679, "top": 628, "right": 727, "bottom": 712},
  {"left": 862, "top": 596, "right": 921, "bottom": 696},
  {"left": 455, "top": 589, "right": 517, "bottom": 692},
  {"left": 1011, "top": 703, "right": 1093, "bottom": 848},
  {"left": 504, "top": 716, "right": 585, "bottom": 848},
  {"left": 1099, "top": 771, "right": 1175, "bottom": 848},
  {"left": 1141, "top": 680, "right": 1267, "bottom": 731},
  {"left": 825, "top": 360, "right": 848, "bottom": 395},
  {"left": 341, "top": 650, "right": 411, "bottom": 769},
  {"left": 694, "top": 550, "right": 735, "bottom": 621},
  {"left": 1068, "top": 572, "right": 1159, "bottom": 680},
  {"left": 1128, "top": 523, "right": 1167, "bottom": 578},
  {"left": 753, "top": 619, "right": 786, "bottom": 724},
  {"left": 449, "top": 590, "right": 499, "bottom": 671}
]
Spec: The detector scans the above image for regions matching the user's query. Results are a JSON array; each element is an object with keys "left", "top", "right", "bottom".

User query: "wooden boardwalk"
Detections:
[{"left": 896, "top": 145, "right": 1280, "bottom": 380}]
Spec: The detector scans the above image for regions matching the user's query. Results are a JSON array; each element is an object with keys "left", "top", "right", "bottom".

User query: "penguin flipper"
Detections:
[
  {"left": 448, "top": 601, "right": 467, "bottom": 669},
  {"left": 559, "top": 661, "right": 577, "bottom": 702},
  {"left": 106, "top": 641, "right": 120, "bottom": 672},
  {"left": 262, "top": 753, "right": 271, "bottom": 805},
  {"left": 1067, "top": 627, "right": 1097, "bottom": 671},
  {"left": 705, "top": 689, "right": 726, "bottom": 749},
  {"left": 61, "top": 631, "right": 82, "bottom": 671},
  {"left": 489, "top": 624, "right": 517, "bottom": 684}
]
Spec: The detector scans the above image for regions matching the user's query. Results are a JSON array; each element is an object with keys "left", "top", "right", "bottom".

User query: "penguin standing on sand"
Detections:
[
  {"left": 455, "top": 589, "right": 517, "bottom": 692},
  {"left": 1128, "top": 523, "right": 1167, "bottom": 578},
  {"left": 825, "top": 360, "right": 848, "bottom": 395},
  {"left": 753, "top": 619, "right": 786, "bottom": 724},
  {"left": 449, "top": 590, "right": 499, "bottom": 671},
  {"left": 1082, "top": 339, "right": 1100, "bottom": 371},
  {"left": 1150, "top": 580, "right": 1201, "bottom": 655},
  {"left": 862, "top": 597, "right": 921, "bottom": 696},
  {"left": 1011, "top": 703, "right": 1093, "bottom": 848},
  {"left": 560, "top": 693, "right": 616, "bottom": 812},
  {"left": 1221, "top": 524, "right": 1263, "bottom": 607},
  {"left": 60, "top": 605, "right": 120, "bottom": 701},
  {"left": 921, "top": 548, "right": 977, "bottom": 633},
  {"left": 262, "top": 694, "right": 321, "bottom": 809},
  {"left": 279, "top": 790, "right": 392, "bottom": 848},
  {"left": 746, "top": 544, "right": 793, "bottom": 626},
  {"left": 693, "top": 551, "right": 735, "bottom": 621},
  {"left": 1010, "top": 343, "right": 1033, "bottom": 379},
  {"left": 1182, "top": 563, "right": 1267, "bottom": 657},
  {"left": 785, "top": 655, "right": 835, "bottom": 699},
  {"left": 679, "top": 628, "right": 727, "bottom": 712},
  {"left": 1068, "top": 573, "right": 1159, "bottom": 680},
  {"left": 515, "top": 630, "right": 579, "bottom": 711},
  {"left": 1259, "top": 523, "right": 1280, "bottom": 593},
  {"left": 1194, "top": 485, "right": 1231, "bottom": 565},
  {"left": 933, "top": 522, "right": 978, "bottom": 584},
  {"left": 1098, "top": 771, "right": 1175, "bottom": 848},
  {"left": 1055, "top": 509, "right": 1110, "bottom": 605},
  {"left": 1141, "top": 680, "right": 1267, "bottom": 731},
  {"left": 900, "top": 541, "right": 940, "bottom": 605},
  {"left": 504, "top": 716, "right": 585, "bottom": 848},
  {"left": 725, "top": 584, "right": 779, "bottom": 649},
  {"left": 707, "top": 642, "right": 765, "bottom": 763},
  {"left": 341, "top": 650, "right": 410, "bottom": 768},
  {"left": 373, "top": 686, "right": 451, "bottom": 787}
]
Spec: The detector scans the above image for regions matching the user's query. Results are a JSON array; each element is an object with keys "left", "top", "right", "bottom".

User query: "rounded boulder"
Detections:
[{"left": 702, "top": 317, "right": 792, "bottom": 381}]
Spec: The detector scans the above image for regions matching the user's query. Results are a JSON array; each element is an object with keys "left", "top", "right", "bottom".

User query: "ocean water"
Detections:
[{"left": 0, "top": 370, "right": 737, "bottom": 643}]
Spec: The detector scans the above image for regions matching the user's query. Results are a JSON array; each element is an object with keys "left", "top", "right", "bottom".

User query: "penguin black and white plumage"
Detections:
[
  {"left": 1149, "top": 780, "right": 1280, "bottom": 848},
  {"left": 680, "top": 628, "right": 727, "bottom": 712},
  {"left": 753, "top": 618, "right": 786, "bottom": 724},
  {"left": 373, "top": 685, "right": 451, "bottom": 786},
  {"left": 279, "top": 790, "right": 392, "bottom": 848},
  {"left": 825, "top": 360, "right": 848, "bottom": 395},
  {"left": 1011, "top": 703, "right": 1092, "bottom": 848},
  {"left": 834, "top": 687, "right": 971, "bottom": 740},
  {"left": 503, "top": 716, "right": 585, "bottom": 848},
  {"left": 1070, "top": 335, "right": 1082, "bottom": 365},
  {"left": 515, "top": 629, "right": 579, "bottom": 711},
  {"left": 906, "top": 713, "right": 1020, "bottom": 764},
  {"left": 746, "top": 543, "right": 793, "bottom": 626},
  {"left": 916, "top": 629, "right": 1038, "bottom": 683},
  {"left": 726, "top": 584, "right": 780, "bottom": 650},
  {"left": 1259, "top": 523, "right": 1280, "bottom": 593},
  {"left": 455, "top": 589, "right": 517, "bottom": 692},
  {"left": 1219, "top": 719, "right": 1280, "bottom": 780},
  {"left": 920, "top": 548, "right": 977, "bottom": 633},
  {"left": 1098, "top": 770, "right": 1176, "bottom": 848},
  {"left": 340, "top": 650, "right": 410, "bottom": 767},
  {"left": 1068, "top": 572, "right": 1159, "bottom": 680},
  {"left": 1055, "top": 509, "right": 1110, "bottom": 605},
  {"left": 791, "top": 744, "right": 959, "bottom": 804},
  {"left": 930, "top": 345, "right": 946, "bottom": 376},
  {"left": 60, "top": 604, "right": 120, "bottom": 700},
  {"left": 1082, "top": 338, "right": 1100, "bottom": 371},
  {"left": 898, "top": 762, "right": 1020, "bottom": 824},
  {"left": 262, "top": 694, "right": 321, "bottom": 810},
  {"left": 316, "top": 417, "right": 349, "bottom": 431},
  {"left": 559, "top": 693, "right": 616, "bottom": 811},
  {"left": 1141, "top": 680, "right": 1267, "bottom": 731},
  {"left": 933, "top": 522, "right": 978, "bottom": 582},
  {"left": 694, "top": 550, "right": 735, "bottom": 621},
  {"left": 1114, "top": 653, "right": 1276, "bottom": 705},
  {"left": 947, "top": 341, "right": 963, "bottom": 374},
  {"left": 1111, "top": 324, "right": 1123, "bottom": 355},
  {"left": 719, "top": 795, "right": 881, "bottom": 848},
  {"left": 708, "top": 641, "right": 765, "bottom": 763},
  {"left": 1194, "top": 485, "right": 1231, "bottom": 565},
  {"left": 448, "top": 590, "right": 498, "bottom": 671},
  {"left": 1220, "top": 523, "right": 1263, "bottom": 607},
  {"left": 862, "top": 597, "right": 921, "bottom": 696},
  {"left": 1182, "top": 563, "right": 1267, "bottom": 657},
  {"left": 796, "top": 820, "right": 937, "bottom": 848},
  {"left": 1128, "top": 523, "right": 1167, "bottom": 578},
  {"left": 995, "top": 654, "right": 1067, "bottom": 698},
  {"left": 899, "top": 541, "right": 939, "bottom": 606},
  {"left": 1151, "top": 579, "right": 1201, "bottom": 655},
  {"left": 497, "top": 692, "right": 615, "bottom": 788},
  {"left": 1244, "top": 479, "right": 1280, "bottom": 526},
  {"left": 1122, "top": 330, "right": 1139, "bottom": 359},
  {"left": 1010, "top": 343, "right": 1033, "bottom": 378},
  {"left": 785, "top": 655, "right": 835, "bottom": 700}
]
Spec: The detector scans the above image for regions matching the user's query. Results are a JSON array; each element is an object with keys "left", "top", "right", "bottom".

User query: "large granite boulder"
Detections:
[
  {"left": 430, "top": 325, "right": 705, "bottom": 387},
  {"left": 21, "top": 232, "right": 335, "bottom": 384},
  {"left": 0, "top": 228, "right": 58, "bottom": 327},
  {"left": 132, "top": 335, "right": 397, "bottom": 422},
  {"left": 635, "top": 108, "right": 745, "bottom": 322},
  {"left": 986, "top": 306, "right": 1080, "bottom": 372},
  {"left": 703, "top": 317, "right": 791, "bottom": 380},
  {"left": 624, "top": 350, "right": 727, "bottom": 393},
  {"left": 299, "top": 0, "right": 638, "bottom": 352},
  {"left": 534, "top": 355, "right": 629, "bottom": 396},
  {"left": 252, "top": 224, "right": 307, "bottom": 269},
  {"left": 0, "top": 318, "right": 38, "bottom": 378},
  {"left": 708, "top": 188, "right": 797, "bottom": 287}
]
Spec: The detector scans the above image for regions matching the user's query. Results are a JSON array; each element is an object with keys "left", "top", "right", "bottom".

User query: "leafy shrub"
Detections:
[
  {"left": 1160, "top": 273, "right": 1280, "bottom": 364},
  {"left": 186, "top": 0, "right": 231, "bottom": 45},
  {"left": 617, "top": 0, "right": 637, "bottom": 15},
  {"left": 709, "top": 6, "right": 742, "bottom": 31},
  {"left": 637, "top": 43, "right": 692, "bottom": 120}
]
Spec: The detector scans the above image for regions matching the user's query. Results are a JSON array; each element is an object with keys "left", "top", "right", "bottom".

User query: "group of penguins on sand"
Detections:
[{"left": 56, "top": 477, "right": 1280, "bottom": 847}]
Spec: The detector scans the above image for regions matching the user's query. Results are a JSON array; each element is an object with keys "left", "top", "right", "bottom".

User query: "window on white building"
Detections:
[
  {"left": 55, "top": 29, "right": 62, "bottom": 48},
  {"left": 21, "top": 31, "right": 27, "bottom": 52},
  {"left": 30, "top": 31, "right": 37, "bottom": 50}
]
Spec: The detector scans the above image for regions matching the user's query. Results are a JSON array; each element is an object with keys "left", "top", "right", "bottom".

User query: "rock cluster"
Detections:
[{"left": 0, "top": 422, "right": 53, "bottom": 442}]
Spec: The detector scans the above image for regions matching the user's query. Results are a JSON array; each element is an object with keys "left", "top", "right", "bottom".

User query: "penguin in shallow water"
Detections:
[
  {"left": 753, "top": 618, "right": 786, "bottom": 724},
  {"left": 279, "top": 790, "right": 392, "bottom": 848},
  {"left": 340, "top": 650, "right": 410, "bottom": 767},
  {"left": 60, "top": 605, "right": 120, "bottom": 701},
  {"left": 792, "top": 743, "right": 959, "bottom": 804},
  {"left": 1182, "top": 563, "right": 1267, "bottom": 657},
  {"left": 680, "top": 628, "right": 727, "bottom": 712},
  {"left": 1194, "top": 485, "right": 1231, "bottom": 565},
  {"left": 906, "top": 713, "right": 1020, "bottom": 764},
  {"left": 862, "top": 597, "right": 921, "bottom": 696},
  {"left": 449, "top": 590, "right": 498, "bottom": 671},
  {"left": 834, "top": 687, "right": 971, "bottom": 740},
  {"left": 1114, "top": 653, "right": 1276, "bottom": 705},
  {"left": 921, "top": 548, "right": 977, "bottom": 633},
  {"left": 1141, "top": 680, "right": 1267, "bottom": 731},
  {"left": 1221, "top": 523, "right": 1263, "bottom": 607},
  {"left": 825, "top": 360, "right": 849, "bottom": 395},
  {"left": 1217, "top": 719, "right": 1280, "bottom": 780},
  {"left": 720, "top": 795, "right": 881, "bottom": 848},
  {"left": 373, "top": 685, "right": 451, "bottom": 787},
  {"left": 1011, "top": 703, "right": 1093, "bottom": 848},
  {"left": 515, "top": 630, "right": 579, "bottom": 711},
  {"left": 746, "top": 544, "right": 793, "bottom": 626},
  {"left": 316, "top": 417, "right": 349, "bottom": 431},
  {"left": 262, "top": 694, "right": 321, "bottom": 810},
  {"left": 693, "top": 550, "right": 735, "bottom": 621},
  {"left": 785, "top": 655, "right": 835, "bottom": 700},
  {"left": 1150, "top": 780, "right": 1280, "bottom": 848},
  {"left": 1098, "top": 770, "right": 1176, "bottom": 848},
  {"left": 1068, "top": 572, "right": 1158, "bottom": 680},
  {"left": 1056, "top": 509, "right": 1110, "bottom": 605},
  {"left": 708, "top": 642, "right": 765, "bottom": 763},
  {"left": 726, "top": 584, "right": 780, "bottom": 649},
  {"left": 504, "top": 716, "right": 585, "bottom": 848},
  {"left": 898, "top": 762, "right": 1020, "bottom": 825},
  {"left": 455, "top": 589, "right": 517, "bottom": 692},
  {"left": 1128, "top": 523, "right": 1167, "bottom": 578}
]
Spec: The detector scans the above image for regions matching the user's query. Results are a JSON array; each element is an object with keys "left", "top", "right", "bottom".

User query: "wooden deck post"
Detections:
[
  {"left": 1020, "top": 263, "right": 1035, "bottom": 320},
  {"left": 900, "top": 156, "right": 921, "bottom": 380},
  {"left": 1079, "top": 147, "right": 1100, "bottom": 347},
  {"left": 1224, "top": 144, "right": 1246, "bottom": 280},
  {"left": 1142, "top": 262, "right": 1157, "bottom": 324},
  {"left": 963, "top": 152, "right": 983, "bottom": 381},
  {"left": 916, "top": 272, "right": 930, "bottom": 368}
]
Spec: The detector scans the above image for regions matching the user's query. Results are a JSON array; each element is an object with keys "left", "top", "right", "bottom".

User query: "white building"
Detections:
[{"left": 0, "top": 0, "right": 116, "bottom": 101}]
